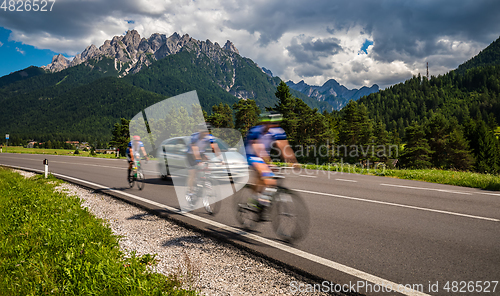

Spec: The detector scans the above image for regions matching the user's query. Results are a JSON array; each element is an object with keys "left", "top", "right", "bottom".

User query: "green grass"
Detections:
[
  {"left": 1, "top": 146, "right": 119, "bottom": 159},
  {"left": 0, "top": 168, "right": 196, "bottom": 295},
  {"left": 279, "top": 162, "right": 500, "bottom": 191}
]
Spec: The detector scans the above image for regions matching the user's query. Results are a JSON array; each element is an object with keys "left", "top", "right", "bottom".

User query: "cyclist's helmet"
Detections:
[
  {"left": 197, "top": 122, "right": 212, "bottom": 132},
  {"left": 133, "top": 135, "right": 141, "bottom": 141},
  {"left": 259, "top": 111, "right": 283, "bottom": 124}
]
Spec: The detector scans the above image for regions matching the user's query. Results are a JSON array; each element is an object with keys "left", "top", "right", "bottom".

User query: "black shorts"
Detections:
[{"left": 187, "top": 153, "right": 197, "bottom": 167}]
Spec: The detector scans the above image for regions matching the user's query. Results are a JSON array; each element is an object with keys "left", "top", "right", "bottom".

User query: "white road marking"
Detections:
[
  {"left": 294, "top": 188, "right": 499, "bottom": 222},
  {"left": 299, "top": 174, "right": 317, "bottom": 178},
  {"left": 477, "top": 191, "right": 500, "bottom": 196},
  {"left": 380, "top": 183, "right": 472, "bottom": 195},
  {"left": 4, "top": 163, "right": 430, "bottom": 296},
  {"left": 335, "top": 178, "right": 358, "bottom": 183}
]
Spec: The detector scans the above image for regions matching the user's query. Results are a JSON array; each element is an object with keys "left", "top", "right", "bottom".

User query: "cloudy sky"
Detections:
[{"left": 0, "top": 0, "right": 499, "bottom": 89}]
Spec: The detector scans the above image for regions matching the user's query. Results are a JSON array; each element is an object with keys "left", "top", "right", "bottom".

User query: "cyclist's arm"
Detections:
[
  {"left": 140, "top": 146, "right": 149, "bottom": 160},
  {"left": 252, "top": 141, "right": 271, "bottom": 163},
  {"left": 211, "top": 142, "right": 221, "bottom": 158},
  {"left": 192, "top": 144, "right": 202, "bottom": 160},
  {"left": 130, "top": 148, "right": 135, "bottom": 161},
  {"left": 275, "top": 139, "right": 299, "bottom": 166}
]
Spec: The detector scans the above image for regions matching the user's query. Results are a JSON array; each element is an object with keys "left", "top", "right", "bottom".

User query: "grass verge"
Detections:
[
  {"left": 278, "top": 162, "right": 500, "bottom": 191},
  {"left": 0, "top": 168, "right": 196, "bottom": 295},
  {"left": 1, "top": 146, "right": 118, "bottom": 158}
]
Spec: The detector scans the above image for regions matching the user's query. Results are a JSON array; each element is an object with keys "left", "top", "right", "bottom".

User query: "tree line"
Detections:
[{"left": 110, "top": 77, "right": 499, "bottom": 174}]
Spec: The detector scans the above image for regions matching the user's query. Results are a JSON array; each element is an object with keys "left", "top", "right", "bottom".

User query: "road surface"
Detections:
[{"left": 1, "top": 153, "right": 499, "bottom": 296}]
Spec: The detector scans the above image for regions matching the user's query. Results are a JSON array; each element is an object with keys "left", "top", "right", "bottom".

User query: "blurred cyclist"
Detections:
[
  {"left": 186, "top": 123, "right": 221, "bottom": 198},
  {"left": 244, "top": 112, "right": 298, "bottom": 208},
  {"left": 127, "top": 135, "right": 149, "bottom": 180}
]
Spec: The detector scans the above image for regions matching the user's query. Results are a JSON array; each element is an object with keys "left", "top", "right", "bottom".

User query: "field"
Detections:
[{"left": 1, "top": 146, "right": 119, "bottom": 159}]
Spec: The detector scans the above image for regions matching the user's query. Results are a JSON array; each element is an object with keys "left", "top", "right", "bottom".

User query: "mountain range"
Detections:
[
  {"left": 287, "top": 79, "right": 379, "bottom": 110},
  {"left": 0, "top": 30, "right": 332, "bottom": 142}
]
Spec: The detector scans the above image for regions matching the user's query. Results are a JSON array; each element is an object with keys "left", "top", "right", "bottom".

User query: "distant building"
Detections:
[
  {"left": 27, "top": 141, "right": 36, "bottom": 148},
  {"left": 96, "top": 148, "right": 116, "bottom": 154}
]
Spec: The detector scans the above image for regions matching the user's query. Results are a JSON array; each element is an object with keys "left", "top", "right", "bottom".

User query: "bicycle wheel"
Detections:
[
  {"left": 233, "top": 184, "right": 260, "bottom": 230},
  {"left": 128, "top": 171, "right": 135, "bottom": 188},
  {"left": 203, "top": 178, "right": 221, "bottom": 215},
  {"left": 136, "top": 168, "right": 145, "bottom": 190},
  {"left": 271, "top": 187, "right": 310, "bottom": 243}
]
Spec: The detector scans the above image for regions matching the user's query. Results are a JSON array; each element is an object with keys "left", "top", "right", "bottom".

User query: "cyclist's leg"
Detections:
[
  {"left": 253, "top": 162, "right": 276, "bottom": 192},
  {"left": 127, "top": 155, "right": 133, "bottom": 178},
  {"left": 247, "top": 156, "right": 276, "bottom": 210},
  {"left": 186, "top": 153, "right": 197, "bottom": 194}
]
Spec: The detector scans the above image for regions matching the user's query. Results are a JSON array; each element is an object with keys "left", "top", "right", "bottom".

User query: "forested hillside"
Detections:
[
  {"left": 359, "top": 66, "right": 500, "bottom": 137},
  {"left": 0, "top": 75, "right": 169, "bottom": 143},
  {"left": 124, "top": 49, "right": 330, "bottom": 111},
  {"left": 456, "top": 36, "right": 500, "bottom": 74},
  {"left": 0, "top": 35, "right": 331, "bottom": 144}
]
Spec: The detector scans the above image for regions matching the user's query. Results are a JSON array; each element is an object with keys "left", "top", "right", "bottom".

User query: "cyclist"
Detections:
[
  {"left": 186, "top": 123, "right": 221, "bottom": 199},
  {"left": 244, "top": 112, "right": 298, "bottom": 209},
  {"left": 127, "top": 135, "right": 149, "bottom": 180}
]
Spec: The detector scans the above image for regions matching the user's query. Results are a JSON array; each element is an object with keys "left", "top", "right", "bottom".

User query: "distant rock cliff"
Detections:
[
  {"left": 43, "top": 30, "right": 242, "bottom": 77},
  {"left": 287, "top": 79, "right": 379, "bottom": 110}
]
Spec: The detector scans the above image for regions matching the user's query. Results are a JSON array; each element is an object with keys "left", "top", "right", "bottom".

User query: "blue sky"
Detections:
[{"left": 0, "top": 27, "right": 70, "bottom": 76}]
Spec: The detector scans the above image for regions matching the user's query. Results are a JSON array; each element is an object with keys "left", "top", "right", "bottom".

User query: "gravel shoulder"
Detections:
[{"left": 12, "top": 169, "right": 329, "bottom": 295}]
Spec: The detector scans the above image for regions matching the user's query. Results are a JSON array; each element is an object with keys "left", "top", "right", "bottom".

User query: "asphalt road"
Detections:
[{"left": 1, "top": 153, "right": 499, "bottom": 296}]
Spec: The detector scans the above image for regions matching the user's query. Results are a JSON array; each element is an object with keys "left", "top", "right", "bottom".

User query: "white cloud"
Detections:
[
  {"left": 0, "top": 41, "right": 3, "bottom": 47},
  {"left": 0, "top": 0, "right": 498, "bottom": 89},
  {"left": 15, "top": 47, "right": 25, "bottom": 55}
]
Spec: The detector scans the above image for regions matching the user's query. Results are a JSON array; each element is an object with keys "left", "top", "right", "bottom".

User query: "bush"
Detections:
[{"left": 74, "top": 149, "right": 80, "bottom": 154}]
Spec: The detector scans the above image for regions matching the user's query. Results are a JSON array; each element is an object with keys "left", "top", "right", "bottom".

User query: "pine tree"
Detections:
[
  {"left": 233, "top": 99, "right": 260, "bottom": 136},
  {"left": 475, "top": 120, "right": 500, "bottom": 173},
  {"left": 399, "top": 122, "right": 433, "bottom": 169},
  {"left": 110, "top": 118, "right": 130, "bottom": 156},
  {"left": 338, "top": 100, "right": 373, "bottom": 162},
  {"left": 426, "top": 113, "right": 452, "bottom": 168},
  {"left": 207, "top": 103, "right": 234, "bottom": 128},
  {"left": 274, "top": 81, "right": 299, "bottom": 143},
  {"left": 446, "top": 128, "right": 475, "bottom": 171}
]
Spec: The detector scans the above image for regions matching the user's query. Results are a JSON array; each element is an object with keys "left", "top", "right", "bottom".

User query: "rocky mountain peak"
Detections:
[
  {"left": 42, "top": 54, "right": 70, "bottom": 72},
  {"left": 122, "top": 30, "right": 141, "bottom": 49},
  {"left": 43, "top": 31, "right": 241, "bottom": 77},
  {"left": 287, "top": 79, "right": 379, "bottom": 110},
  {"left": 223, "top": 40, "right": 239, "bottom": 54}
]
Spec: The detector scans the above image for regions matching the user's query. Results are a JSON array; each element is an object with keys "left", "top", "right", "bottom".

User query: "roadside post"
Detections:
[
  {"left": 5, "top": 134, "right": 9, "bottom": 152},
  {"left": 43, "top": 159, "right": 49, "bottom": 178}
]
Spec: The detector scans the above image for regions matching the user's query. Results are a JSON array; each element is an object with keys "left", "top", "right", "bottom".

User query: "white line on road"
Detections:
[
  {"left": 335, "top": 178, "right": 358, "bottom": 183},
  {"left": 294, "top": 188, "right": 499, "bottom": 222},
  {"left": 51, "top": 160, "right": 126, "bottom": 170},
  {"left": 4, "top": 163, "right": 430, "bottom": 296},
  {"left": 380, "top": 183, "right": 472, "bottom": 195},
  {"left": 299, "top": 174, "right": 317, "bottom": 178}
]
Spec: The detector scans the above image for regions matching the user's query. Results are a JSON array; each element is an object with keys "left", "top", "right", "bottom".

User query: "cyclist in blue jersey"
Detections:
[
  {"left": 127, "top": 135, "right": 149, "bottom": 180},
  {"left": 244, "top": 112, "right": 298, "bottom": 208},
  {"left": 186, "top": 123, "right": 221, "bottom": 198}
]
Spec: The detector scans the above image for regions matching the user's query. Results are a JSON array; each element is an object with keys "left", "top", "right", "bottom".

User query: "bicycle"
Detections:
[
  {"left": 186, "top": 159, "right": 223, "bottom": 215},
  {"left": 233, "top": 166, "right": 309, "bottom": 243},
  {"left": 128, "top": 157, "right": 146, "bottom": 190}
]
